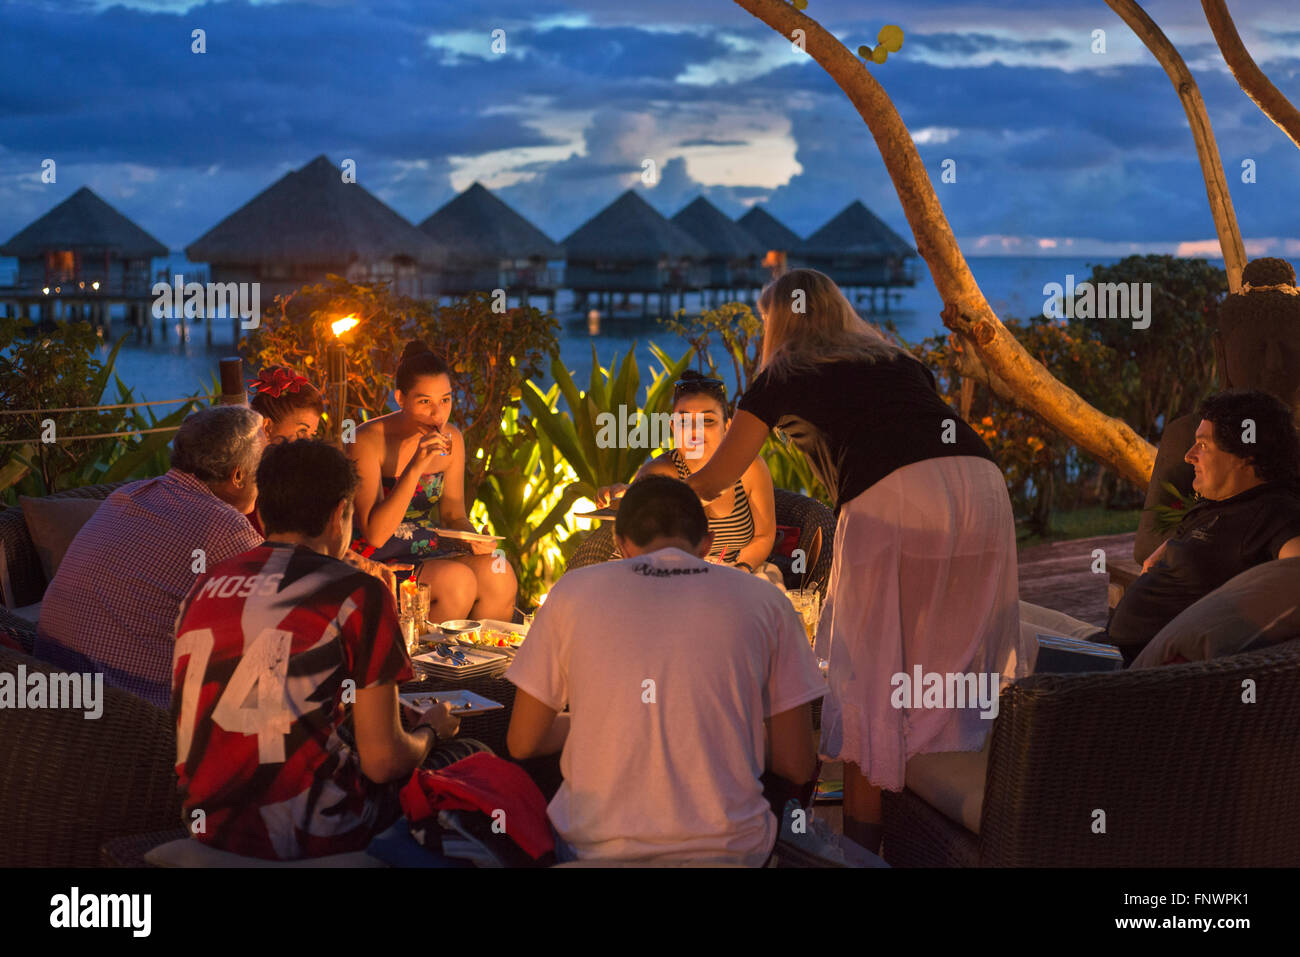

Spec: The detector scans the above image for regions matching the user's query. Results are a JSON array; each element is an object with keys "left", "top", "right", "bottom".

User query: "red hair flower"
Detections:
[{"left": 249, "top": 367, "right": 310, "bottom": 399}]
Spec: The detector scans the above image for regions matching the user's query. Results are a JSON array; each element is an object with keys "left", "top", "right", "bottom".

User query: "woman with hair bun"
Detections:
[{"left": 347, "top": 339, "right": 518, "bottom": 621}]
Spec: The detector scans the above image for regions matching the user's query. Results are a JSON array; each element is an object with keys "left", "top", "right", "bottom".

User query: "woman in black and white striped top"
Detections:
[{"left": 596, "top": 372, "right": 778, "bottom": 579}]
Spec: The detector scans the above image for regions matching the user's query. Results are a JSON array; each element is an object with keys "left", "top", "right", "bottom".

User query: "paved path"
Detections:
[{"left": 1016, "top": 531, "right": 1136, "bottom": 628}]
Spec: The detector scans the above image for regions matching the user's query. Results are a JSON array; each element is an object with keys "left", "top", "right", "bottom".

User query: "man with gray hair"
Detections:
[{"left": 36, "top": 406, "right": 267, "bottom": 708}]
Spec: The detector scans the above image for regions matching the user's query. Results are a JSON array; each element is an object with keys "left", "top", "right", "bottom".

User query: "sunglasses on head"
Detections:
[{"left": 674, "top": 376, "right": 726, "bottom": 395}]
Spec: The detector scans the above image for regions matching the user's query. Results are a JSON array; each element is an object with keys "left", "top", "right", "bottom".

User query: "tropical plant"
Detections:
[
  {"left": 1148, "top": 480, "right": 1197, "bottom": 533},
  {"left": 1063, "top": 255, "right": 1225, "bottom": 444},
  {"left": 474, "top": 395, "right": 586, "bottom": 603},
  {"left": 0, "top": 319, "right": 199, "bottom": 501},
  {"left": 521, "top": 342, "right": 694, "bottom": 501},
  {"left": 661, "top": 300, "right": 764, "bottom": 396}
]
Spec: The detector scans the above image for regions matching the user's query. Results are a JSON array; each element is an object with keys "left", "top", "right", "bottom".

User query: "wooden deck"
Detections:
[{"left": 1015, "top": 531, "right": 1136, "bottom": 628}]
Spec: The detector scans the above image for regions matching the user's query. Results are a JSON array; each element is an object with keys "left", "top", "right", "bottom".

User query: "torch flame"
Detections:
[{"left": 331, "top": 314, "right": 359, "bottom": 337}]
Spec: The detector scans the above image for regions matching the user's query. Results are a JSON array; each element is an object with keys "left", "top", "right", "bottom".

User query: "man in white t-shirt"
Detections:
[{"left": 506, "top": 475, "right": 824, "bottom": 866}]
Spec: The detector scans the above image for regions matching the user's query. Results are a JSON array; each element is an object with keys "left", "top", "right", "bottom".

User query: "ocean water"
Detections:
[{"left": 3, "top": 253, "right": 1173, "bottom": 405}]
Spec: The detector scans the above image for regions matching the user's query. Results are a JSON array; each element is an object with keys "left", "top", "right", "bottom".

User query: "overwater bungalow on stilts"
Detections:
[
  {"left": 736, "top": 205, "right": 803, "bottom": 281},
  {"left": 670, "top": 197, "right": 766, "bottom": 309},
  {"left": 562, "top": 190, "right": 708, "bottom": 320},
  {"left": 418, "top": 182, "right": 563, "bottom": 312},
  {"left": 0, "top": 187, "right": 168, "bottom": 333},
  {"left": 791, "top": 200, "right": 917, "bottom": 313},
  {"left": 186, "top": 155, "right": 445, "bottom": 322}
]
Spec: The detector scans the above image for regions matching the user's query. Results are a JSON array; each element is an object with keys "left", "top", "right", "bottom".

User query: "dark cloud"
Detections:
[{"left": 2, "top": 0, "right": 1300, "bottom": 255}]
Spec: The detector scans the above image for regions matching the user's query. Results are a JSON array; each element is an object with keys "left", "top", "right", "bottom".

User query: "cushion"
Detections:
[
  {"left": 1132, "top": 558, "right": 1300, "bottom": 669},
  {"left": 18, "top": 496, "right": 103, "bottom": 585},
  {"left": 902, "top": 735, "right": 991, "bottom": 835},
  {"left": 771, "top": 525, "right": 802, "bottom": 558},
  {"left": 144, "top": 838, "right": 387, "bottom": 868},
  {"left": 11, "top": 602, "right": 40, "bottom": 624}
]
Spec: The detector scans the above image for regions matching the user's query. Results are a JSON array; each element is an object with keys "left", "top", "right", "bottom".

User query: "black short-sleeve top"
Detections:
[
  {"left": 737, "top": 353, "right": 995, "bottom": 513},
  {"left": 1108, "top": 480, "right": 1300, "bottom": 648}
]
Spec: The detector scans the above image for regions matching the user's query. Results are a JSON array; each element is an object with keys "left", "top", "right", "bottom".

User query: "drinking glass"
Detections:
[
  {"left": 415, "top": 583, "right": 431, "bottom": 630},
  {"left": 400, "top": 580, "right": 420, "bottom": 620},
  {"left": 401, "top": 615, "right": 421, "bottom": 656},
  {"left": 788, "top": 589, "right": 820, "bottom": 648}
]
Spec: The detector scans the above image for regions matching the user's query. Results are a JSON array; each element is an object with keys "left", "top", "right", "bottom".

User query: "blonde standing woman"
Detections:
[{"left": 685, "top": 269, "right": 1031, "bottom": 855}]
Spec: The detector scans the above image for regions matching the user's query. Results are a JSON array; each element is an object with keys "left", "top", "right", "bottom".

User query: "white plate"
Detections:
[
  {"left": 474, "top": 619, "right": 528, "bottom": 653},
  {"left": 400, "top": 689, "right": 504, "bottom": 715},
  {"left": 412, "top": 646, "right": 509, "bottom": 670},
  {"left": 432, "top": 528, "right": 504, "bottom": 544}
]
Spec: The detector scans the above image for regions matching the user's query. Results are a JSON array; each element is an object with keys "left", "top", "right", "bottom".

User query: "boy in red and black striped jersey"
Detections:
[{"left": 172, "top": 440, "right": 464, "bottom": 860}]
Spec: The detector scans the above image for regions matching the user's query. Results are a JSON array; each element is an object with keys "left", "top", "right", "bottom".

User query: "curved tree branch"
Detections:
[
  {"left": 1202, "top": 0, "right": 1300, "bottom": 150},
  {"left": 732, "top": 0, "right": 1156, "bottom": 487},
  {"left": 1104, "top": 0, "right": 1245, "bottom": 292}
]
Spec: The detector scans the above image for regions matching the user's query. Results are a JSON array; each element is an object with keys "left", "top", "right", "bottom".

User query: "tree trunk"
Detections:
[
  {"left": 733, "top": 0, "right": 1157, "bottom": 488},
  {"left": 1105, "top": 0, "right": 1246, "bottom": 292},
  {"left": 1202, "top": 0, "right": 1300, "bottom": 151}
]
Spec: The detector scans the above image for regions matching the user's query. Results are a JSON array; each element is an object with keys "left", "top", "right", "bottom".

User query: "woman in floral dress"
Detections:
[{"left": 347, "top": 340, "right": 518, "bottom": 621}]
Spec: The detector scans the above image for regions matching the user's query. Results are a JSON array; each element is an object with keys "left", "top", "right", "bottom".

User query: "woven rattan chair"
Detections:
[
  {"left": 881, "top": 639, "right": 1300, "bottom": 867},
  {"left": 0, "top": 482, "right": 126, "bottom": 654},
  {"left": 770, "top": 489, "right": 834, "bottom": 594},
  {"left": 565, "top": 524, "right": 617, "bottom": 572},
  {"left": 0, "top": 644, "right": 183, "bottom": 867},
  {"left": 563, "top": 489, "right": 835, "bottom": 596}
]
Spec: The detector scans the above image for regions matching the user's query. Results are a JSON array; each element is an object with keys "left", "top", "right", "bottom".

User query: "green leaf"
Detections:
[
  {"left": 101, "top": 400, "right": 197, "bottom": 483},
  {"left": 522, "top": 380, "right": 590, "bottom": 483},
  {"left": 645, "top": 343, "right": 694, "bottom": 416},
  {"left": 0, "top": 444, "right": 34, "bottom": 494},
  {"left": 520, "top": 485, "right": 586, "bottom": 554}
]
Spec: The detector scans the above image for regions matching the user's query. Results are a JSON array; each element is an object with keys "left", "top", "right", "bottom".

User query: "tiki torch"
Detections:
[{"left": 327, "top": 315, "right": 358, "bottom": 444}]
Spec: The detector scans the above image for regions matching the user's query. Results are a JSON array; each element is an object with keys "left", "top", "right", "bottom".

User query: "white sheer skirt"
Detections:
[{"left": 816, "top": 455, "right": 1029, "bottom": 791}]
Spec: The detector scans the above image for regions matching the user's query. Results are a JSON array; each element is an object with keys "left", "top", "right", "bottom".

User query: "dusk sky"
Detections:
[{"left": 3, "top": 0, "right": 1299, "bottom": 259}]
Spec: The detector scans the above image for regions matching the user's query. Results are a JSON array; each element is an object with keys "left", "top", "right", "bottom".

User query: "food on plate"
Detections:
[{"left": 478, "top": 627, "right": 526, "bottom": 649}]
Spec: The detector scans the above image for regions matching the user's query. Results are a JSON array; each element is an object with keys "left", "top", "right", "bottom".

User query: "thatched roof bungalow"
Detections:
[
  {"left": 670, "top": 196, "right": 766, "bottom": 299},
  {"left": 792, "top": 200, "right": 916, "bottom": 290},
  {"left": 418, "top": 182, "right": 563, "bottom": 306},
  {"left": 562, "top": 190, "right": 708, "bottom": 313},
  {"left": 736, "top": 205, "right": 802, "bottom": 277},
  {"left": 186, "top": 155, "right": 444, "bottom": 300},
  {"left": 0, "top": 187, "right": 167, "bottom": 297}
]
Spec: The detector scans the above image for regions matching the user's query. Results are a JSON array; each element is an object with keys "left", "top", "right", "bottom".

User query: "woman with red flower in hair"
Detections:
[
  {"left": 242, "top": 366, "right": 325, "bottom": 536},
  {"left": 248, "top": 366, "right": 326, "bottom": 443},
  {"left": 244, "top": 366, "right": 402, "bottom": 595}
]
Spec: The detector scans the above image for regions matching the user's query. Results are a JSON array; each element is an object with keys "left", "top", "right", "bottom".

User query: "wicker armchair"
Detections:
[
  {"left": 566, "top": 524, "right": 617, "bottom": 573},
  {"left": 770, "top": 489, "right": 834, "bottom": 594},
  {"left": 881, "top": 639, "right": 1300, "bottom": 867},
  {"left": 0, "top": 482, "right": 126, "bottom": 653},
  {"left": 564, "top": 489, "right": 835, "bottom": 595},
  {"left": 0, "top": 644, "right": 183, "bottom": 867}
]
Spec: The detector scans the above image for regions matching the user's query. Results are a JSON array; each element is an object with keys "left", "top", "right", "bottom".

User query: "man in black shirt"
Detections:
[{"left": 1107, "top": 390, "right": 1300, "bottom": 663}]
